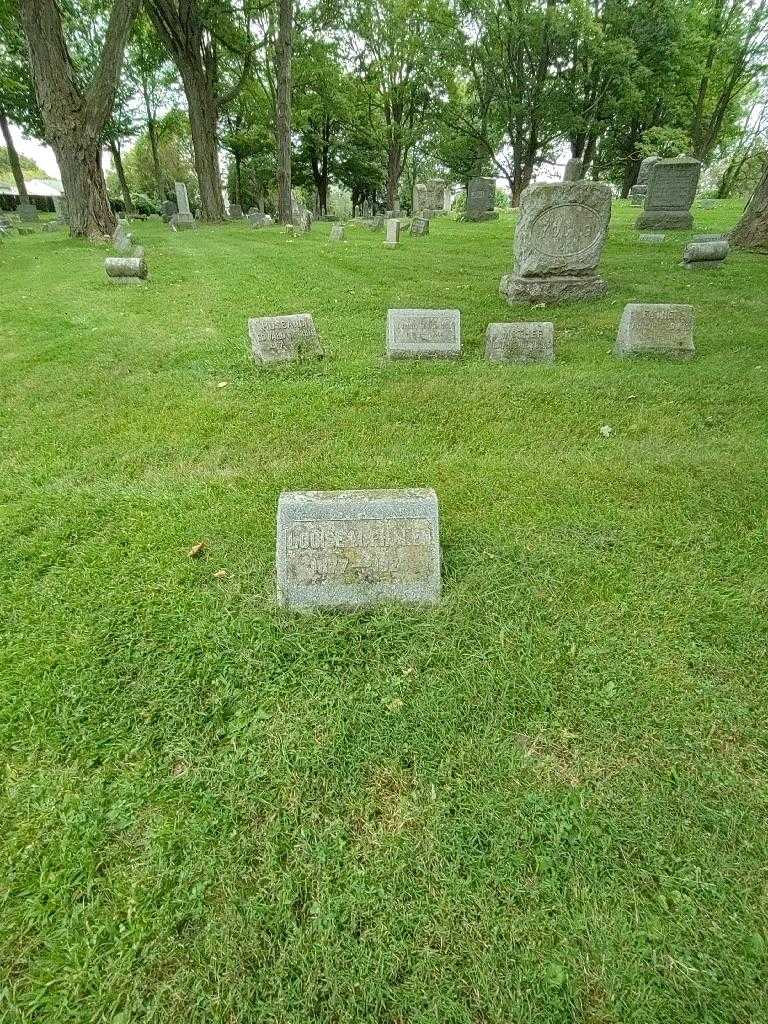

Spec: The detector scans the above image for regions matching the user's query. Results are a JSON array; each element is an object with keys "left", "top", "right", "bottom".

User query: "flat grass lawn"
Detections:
[{"left": 1, "top": 201, "right": 767, "bottom": 1023}]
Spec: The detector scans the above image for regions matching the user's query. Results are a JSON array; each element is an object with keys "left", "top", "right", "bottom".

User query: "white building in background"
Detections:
[{"left": 0, "top": 177, "right": 63, "bottom": 198}]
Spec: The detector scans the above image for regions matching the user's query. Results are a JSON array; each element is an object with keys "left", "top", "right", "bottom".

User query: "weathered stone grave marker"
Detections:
[
  {"left": 17, "top": 202, "right": 38, "bottom": 223},
  {"left": 485, "top": 322, "right": 555, "bottom": 364},
  {"left": 113, "top": 219, "right": 132, "bottom": 253},
  {"left": 229, "top": 204, "right": 243, "bottom": 219},
  {"left": 385, "top": 218, "right": 400, "bottom": 248},
  {"left": 174, "top": 181, "right": 195, "bottom": 229},
  {"left": 410, "top": 217, "right": 430, "bottom": 236},
  {"left": 629, "top": 156, "right": 659, "bottom": 206},
  {"left": 465, "top": 177, "right": 498, "bottom": 221},
  {"left": 105, "top": 256, "right": 148, "bottom": 284},
  {"left": 248, "top": 313, "right": 323, "bottom": 364},
  {"left": 615, "top": 303, "right": 695, "bottom": 358},
  {"left": 639, "top": 233, "right": 666, "bottom": 243},
  {"left": 330, "top": 224, "right": 345, "bottom": 242},
  {"left": 500, "top": 181, "right": 612, "bottom": 303},
  {"left": 412, "top": 183, "right": 427, "bottom": 215},
  {"left": 636, "top": 158, "right": 701, "bottom": 230},
  {"left": 276, "top": 488, "right": 441, "bottom": 610},
  {"left": 681, "top": 239, "right": 728, "bottom": 270},
  {"left": 386, "top": 309, "right": 460, "bottom": 359}
]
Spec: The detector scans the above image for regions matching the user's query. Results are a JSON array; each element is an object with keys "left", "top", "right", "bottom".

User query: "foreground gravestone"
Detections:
[
  {"left": 229, "top": 203, "right": 243, "bottom": 219},
  {"left": 330, "top": 224, "right": 345, "bottom": 241},
  {"left": 410, "top": 217, "right": 429, "bottom": 236},
  {"left": 105, "top": 256, "right": 148, "bottom": 284},
  {"left": 277, "top": 488, "right": 441, "bottom": 610},
  {"left": 174, "top": 181, "right": 195, "bottom": 229},
  {"left": 386, "top": 309, "right": 460, "bottom": 359},
  {"left": 500, "top": 181, "right": 612, "bottom": 303},
  {"left": 385, "top": 218, "right": 400, "bottom": 248},
  {"left": 249, "top": 313, "right": 323, "bottom": 364},
  {"left": 562, "top": 157, "right": 583, "bottom": 182},
  {"left": 485, "top": 322, "right": 555, "bottom": 364},
  {"left": 681, "top": 239, "right": 729, "bottom": 270},
  {"left": 465, "top": 177, "right": 498, "bottom": 221},
  {"left": 629, "top": 155, "right": 659, "bottom": 205},
  {"left": 17, "top": 202, "right": 38, "bottom": 223},
  {"left": 636, "top": 157, "right": 701, "bottom": 230},
  {"left": 615, "top": 303, "right": 695, "bottom": 358}
]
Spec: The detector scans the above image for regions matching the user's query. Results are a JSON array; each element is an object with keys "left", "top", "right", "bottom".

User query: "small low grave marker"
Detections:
[
  {"left": 410, "top": 217, "right": 429, "bottom": 236},
  {"left": 248, "top": 313, "right": 323, "bottom": 364},
  {"left": 615, "top": 303, "right": 695, "bottom": 359},
  {"left": 330, "top": 224, "right": 345, "bottom": 242},
  {"left": 229, "top": 203, "right": 243, "bottom": 219},
  {"left": 17, "top": 202, "right": 38, "bottom": 223},
  {"left": 681, "top": 239, "right": 729, "bottom": 270},
  {"left": 485, "top": 322, "right": 555, "bottom": 364},
  {"left": 105, "top": 256, "right": 148, "bottom": 284},
  {"left": 639, "top": 233, "right": 666, "bottom": 244},
  {"left": 386, "top": 309, "right": 460, "bottom": 359},
  {"left": 276, "top": 488, "right": 441, "bottom": 610}
]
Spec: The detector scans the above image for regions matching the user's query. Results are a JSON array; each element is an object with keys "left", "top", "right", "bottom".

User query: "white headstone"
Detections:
[{"left": 386, "top": 309, "right": 461, "bottom": 359}]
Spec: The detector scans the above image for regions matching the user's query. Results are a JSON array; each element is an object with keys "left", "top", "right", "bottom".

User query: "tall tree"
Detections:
[
  {"left": 0, "top": 110, "right": 29, "bottom": 200},
  {"left": 276, "top": 0, "right": 293, "bottom": 222},
  {"left": 20, "top": 0, "right": 140, "bottom": 237},
  {"left": 146, "top": 0, "right": 252, "bottom": 221}
]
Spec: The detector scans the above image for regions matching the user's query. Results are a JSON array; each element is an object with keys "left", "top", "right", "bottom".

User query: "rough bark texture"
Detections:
[
  {"left": 276, "top": 0, "right": 293, "bottom": 224},
  {"left": 146, "top": 0, "right": 226, "bottom": 222},
  {"left": 729, "top": 162, "right": 768, "bottom": 251},
  {"left": 20, "top": 0, "right": 139, "bottom": 238},
  {"left": 0, "top": 111, "right": 30, "bottom": 200}
]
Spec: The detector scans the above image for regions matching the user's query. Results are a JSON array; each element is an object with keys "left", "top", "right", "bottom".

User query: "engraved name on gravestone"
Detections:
[
  {"left": 636, "top": 158, "right": 701, "bottom": 230},
  {"left": 615, "top": 303, "right": 695, "bottom": 359},
  {"left": 248, "top": 313, "right": 323, "bottom": 364},
  {"left": 465, "top": 177, "right": 498, "bottom": 221},
  {"left": 485, "top": 322, "right": 555, "bottom": 364},
  {"left": 277, "top": 488, "right": 441, "bottom": 610},
  {"left": 500, "top": 181, "right": 611, "bottom": 303},
  {"left": 386, "top": 309, "right": 461, "bottom": 359}
]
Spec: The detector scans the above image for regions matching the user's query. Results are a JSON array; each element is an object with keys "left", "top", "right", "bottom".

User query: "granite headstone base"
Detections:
[
  {"left": 500, "top": 273, "right": 607, "bottom": 304},
  {"left": 635, "top": 211, "right": 693, "bottom": 230}
]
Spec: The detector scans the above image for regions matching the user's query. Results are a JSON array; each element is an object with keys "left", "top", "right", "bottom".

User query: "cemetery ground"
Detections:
[{"left": 1, "top": 201, "right": 767, "bottom": 1023}]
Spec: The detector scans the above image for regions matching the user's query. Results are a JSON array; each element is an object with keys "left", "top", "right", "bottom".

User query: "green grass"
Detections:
[{"left": 1, "top": 201, "right": 767, "bottom": 1023}]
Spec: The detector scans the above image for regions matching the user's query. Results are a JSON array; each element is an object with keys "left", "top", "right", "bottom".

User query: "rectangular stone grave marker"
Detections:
[
  {"left": 385, "top": 218, "right": 400, "bottom": 247},
  {"left": 229, "top": 204, "right": 243, "bottom": 219},
  {"left": 248, "top": 313, "right": 323, "bottom": 364},
  {"left": 17, "top": 202, "right": 38, "bottom": 223},
  {"left": 615, "top": 303, "right": 695, "bottom": 359},
  {"left": 174, "top": 181, "right": 195, "bottom": 229},
  {"left": 639, "top": 233, "right": 666, "bottom": 243},
  {"left": 465, "top": 177, "right": 498, "bottom": 221},
  {"left": 500, "top": 181, "right": 612, "bottom": 303},
  {"left": 277, "top": 488, "right": 441, "bottom": 610},
  {"left": 412, "top": 183, "right": 427, "bottom": 215},
  {"left": 485, "top": 322, "right": 555, "bottom": 364},
  {"left": 410, "top": 217, "right": 429, "bottom": 236},
  {"left": 386, "top": 309, "right": 460, "bottom": 359},
  {"left": 330, "top": 224, "right": 345, "bottom": 241},
  {"left": 629, "top": 155, "right": 659, "bottom": 205},
  {"left": 636, "top": 158, "right": 701, "bottom": 230}
]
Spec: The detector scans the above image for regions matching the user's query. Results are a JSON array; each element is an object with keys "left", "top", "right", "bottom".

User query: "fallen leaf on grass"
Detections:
[{"left": 188, "top": 542, "right": 207, "bottom": 559}]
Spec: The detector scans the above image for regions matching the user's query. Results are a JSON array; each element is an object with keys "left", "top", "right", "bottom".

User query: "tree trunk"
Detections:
[
  {"left": 0, "top": 111, "right": 30, "bottom": 200},
  {"left": 53, "top": 138, "right": 115, "bottom": 236},
  {"left": 729, "top": 161, "right": 768, "bottom": 250},
  {"left": 234, "top": 154, "right": 241, "bottom": 204},
  {"left": 20, "top": 0, "right": 139, "bottom": 238},
  {"left": 276, "top": 0, "right": 293, "bottom": 223},
  {"left": 181, "top": 64, "right": 225, "bottom": 221},
  {"left": 108, "top": 139, "right": 134, "bottom": 213},
  {"left": 142, "top": 76, "right": 165, "bottom": 201},
  {"left": 386, "top": 142, "right": 401, "bottom": 210}
]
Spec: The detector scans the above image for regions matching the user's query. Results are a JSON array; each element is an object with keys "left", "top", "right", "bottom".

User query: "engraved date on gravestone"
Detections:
[
  {"left": 248, "top": 313, "right": 323, "bottom": 363},
  {"left": 386, "top": 309, "right": 460, "bottom": 358},
  {"left": 530, "top": 204, "right": 601, "bottom": 258},
  {"left": 285, "top": 518, "right": 434, "bottom": 585}
]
